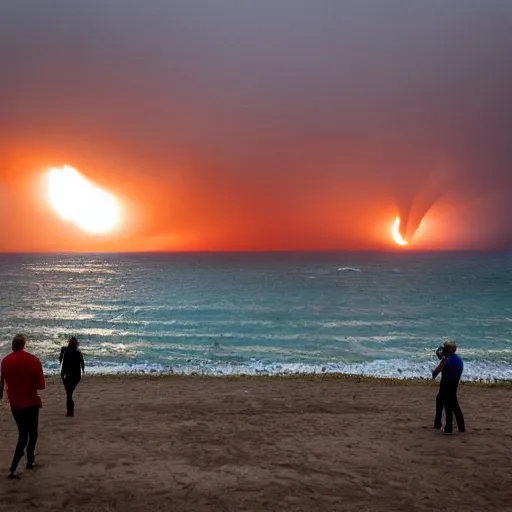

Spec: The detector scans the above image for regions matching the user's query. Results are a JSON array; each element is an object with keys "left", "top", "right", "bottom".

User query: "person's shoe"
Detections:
[
  {"left": 26, "top": 462, "right": 35, "bottom": 470},
  {"left": 7, "top": 472, "right": 21, "bottom": 479},
  {"left": 442, "top": 428, "right": 453, "bottom": 435},
  {"left": 66, "top": 411, "right": 74, "bottom": 417}
]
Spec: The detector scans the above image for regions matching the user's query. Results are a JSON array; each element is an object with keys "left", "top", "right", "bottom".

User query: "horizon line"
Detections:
[{"left": 0, "top": 248, "right": 511, "bottom": 256}]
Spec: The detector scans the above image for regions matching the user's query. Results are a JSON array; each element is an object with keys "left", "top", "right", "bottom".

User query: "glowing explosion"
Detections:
[
  {"left": 392, "top": 217, "right": 408, "bottom": 246},
  {"left": 48, "top": 165, "right": 120, "bottom": 234}
]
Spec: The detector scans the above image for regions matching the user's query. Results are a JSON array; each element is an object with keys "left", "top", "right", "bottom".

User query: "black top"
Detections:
[{"left": 60, "top": 347, "right": 85, "bottom": 379}]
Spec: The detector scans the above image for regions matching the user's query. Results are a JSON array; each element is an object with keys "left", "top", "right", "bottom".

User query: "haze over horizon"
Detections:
[{"left": 1, "top": 0, "right": 511, "bottom": 252}]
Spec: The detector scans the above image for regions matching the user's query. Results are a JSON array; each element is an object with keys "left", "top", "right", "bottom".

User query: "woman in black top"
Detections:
[{"left": 59, "top": 337, "right": 85, "bottom": 417}]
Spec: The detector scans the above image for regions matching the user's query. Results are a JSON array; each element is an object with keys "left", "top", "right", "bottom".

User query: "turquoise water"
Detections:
[{"left": 1, "top": 252, "right": 511, "bottom": 380}]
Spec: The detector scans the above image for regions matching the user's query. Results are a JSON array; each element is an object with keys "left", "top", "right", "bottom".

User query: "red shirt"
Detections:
[{"left": 1, "top": 350, "right": 46, "bottom": 409}]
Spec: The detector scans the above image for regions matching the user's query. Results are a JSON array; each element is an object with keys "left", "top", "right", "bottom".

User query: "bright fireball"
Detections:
[
  {"left": 48, "top": 165, "right": 120, "bottom": 234},
  {"left": 392, "top": 217, "right": 408, "bottom": 246}
]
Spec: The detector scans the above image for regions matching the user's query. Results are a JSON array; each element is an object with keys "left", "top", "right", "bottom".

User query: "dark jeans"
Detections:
[
  {"left": 434, "top": 379, "right": 465, "bottom": 433},
  {"left": 10, "top": 406, "right": 40, "bottom": 473},
  {"left": 63, "top": 376, "right": 80, "bottom": 414}
]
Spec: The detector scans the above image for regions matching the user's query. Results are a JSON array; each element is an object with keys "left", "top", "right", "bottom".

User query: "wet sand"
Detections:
[{"left": 1, "top": 375, "right": 512, "bottom": 511}]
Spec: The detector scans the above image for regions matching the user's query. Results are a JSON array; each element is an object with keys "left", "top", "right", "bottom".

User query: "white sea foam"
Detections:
[
  {"left": 40, "top": 358, "right": 512, "bottom": 382},
  {"left": 337, "top": 267, "right": 362, "bottom": 272}
]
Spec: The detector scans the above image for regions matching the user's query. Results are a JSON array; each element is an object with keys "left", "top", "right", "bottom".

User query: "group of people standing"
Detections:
[
  {"left": 0, "top": 334, "right": 85, "bottom": 479},
  {"left": 0, "top": 334, "right": 465, "bottom": 479}
]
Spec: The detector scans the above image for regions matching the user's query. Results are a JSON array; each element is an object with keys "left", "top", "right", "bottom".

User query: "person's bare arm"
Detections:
[{"left": 432, "top": 358, "right": 446, "bottom": 379}]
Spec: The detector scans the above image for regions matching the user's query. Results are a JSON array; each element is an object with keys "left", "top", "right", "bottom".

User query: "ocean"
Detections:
[{"left": 0, "top": 252, "right": 511, "bottom": 381}]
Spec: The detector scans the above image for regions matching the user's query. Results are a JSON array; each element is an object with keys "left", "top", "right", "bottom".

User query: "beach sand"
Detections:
[{"left": 1, "top": 375, "right": 511, "bottom": 511}]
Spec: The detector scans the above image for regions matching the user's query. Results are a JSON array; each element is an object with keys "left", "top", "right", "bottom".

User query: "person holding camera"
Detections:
[{"left": 432, "top": 340, "right": 465, "bottom": 434}]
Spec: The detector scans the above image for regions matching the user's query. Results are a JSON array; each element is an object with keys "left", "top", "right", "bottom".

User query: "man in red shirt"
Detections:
[{"left": 0, "top": 334, "right": 46, "bottom": 479}]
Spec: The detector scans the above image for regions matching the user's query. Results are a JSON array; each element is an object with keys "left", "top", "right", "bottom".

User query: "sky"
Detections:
[{"left": 1, "top": 0, "right": 511, "bottom": 252}]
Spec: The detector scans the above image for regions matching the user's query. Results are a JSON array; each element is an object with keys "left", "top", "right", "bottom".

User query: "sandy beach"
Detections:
[{"left": 1, "top": 375, "right": 511, "bottom": 512}]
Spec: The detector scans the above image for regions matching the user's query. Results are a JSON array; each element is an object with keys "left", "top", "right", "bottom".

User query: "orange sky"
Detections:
[
  {"left": 1, "top": 1, "right": 511, "bottom": 252},
  {"left": 0, "top": 136, "right": 476, "bottom": 253}
]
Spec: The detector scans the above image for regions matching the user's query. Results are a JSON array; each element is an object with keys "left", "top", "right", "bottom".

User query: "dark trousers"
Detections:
[
  {"left": 63, "top": 377, "right": 80, "bottom": 414},
  {"left": 434, "top": 380, "right": 465, "bottom": 433},
  {"left": 10, "top": 406, "right": 40, "bottom": 473}
]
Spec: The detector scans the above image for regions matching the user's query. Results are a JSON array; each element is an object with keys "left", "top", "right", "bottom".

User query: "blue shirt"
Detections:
[{"left": 432, "top": 354, "right": 463, "bottom": 381}]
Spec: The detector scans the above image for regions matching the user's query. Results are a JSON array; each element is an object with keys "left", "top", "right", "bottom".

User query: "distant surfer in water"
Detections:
[
  {"left": 432, "top": 340, "right": 465, "bottom": 434},
  {"left": 59, "top": 337, "right": 85, "bottom": 417}
]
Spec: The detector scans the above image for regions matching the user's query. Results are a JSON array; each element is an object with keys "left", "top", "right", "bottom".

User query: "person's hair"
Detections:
[
  {"left": 443, "top": 340, "right": 457, "bottom": 356},
  {"left": 68, "top": 336, "right": 79, "bottom": 349},
  {"left": 12, "top": 334, "right": 27, "bottom": 352}
]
